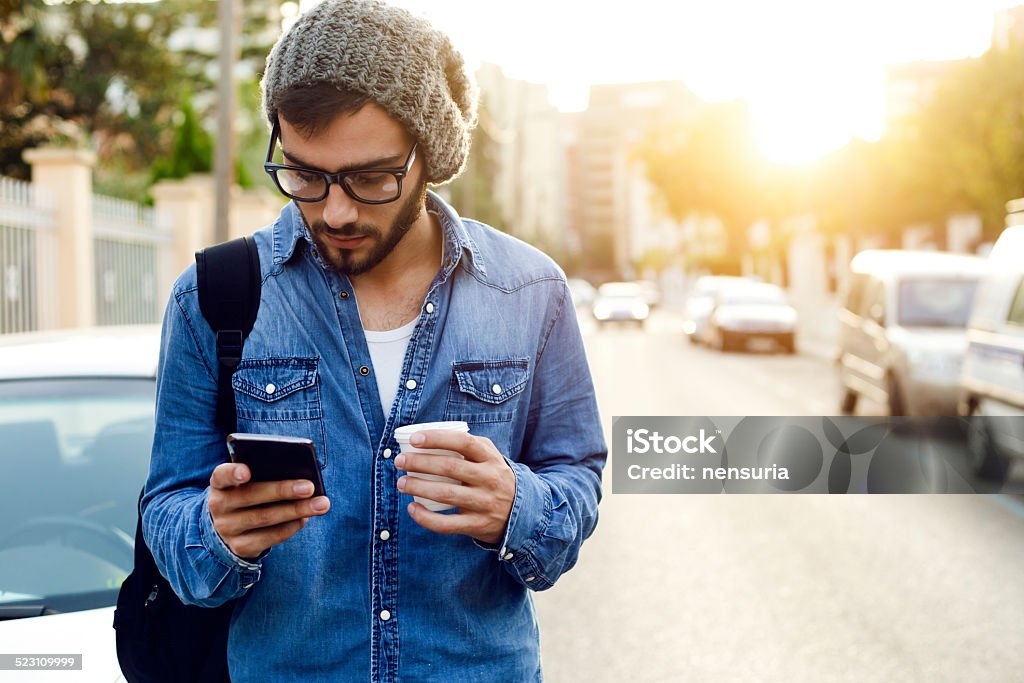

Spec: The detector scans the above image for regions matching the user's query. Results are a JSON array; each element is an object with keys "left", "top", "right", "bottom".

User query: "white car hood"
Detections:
[{"left": 0, "top": 606, "right": 122, "bottom": 681}]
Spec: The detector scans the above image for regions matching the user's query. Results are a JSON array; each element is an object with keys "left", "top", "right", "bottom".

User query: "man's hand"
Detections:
[
  {"left": 208, "top": 463, "right": 331, "bottom": 561},
  {"left": 394, "top": 431, "right": 515, "bottom": 546}
]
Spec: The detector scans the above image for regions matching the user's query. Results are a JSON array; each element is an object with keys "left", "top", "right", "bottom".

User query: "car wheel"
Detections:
[
  {"left": 839, "top": 386, "right": 858, "bottom": 415},
  {"left": 966, "top": 413, "right": 1011, "bottom": 483},
  {"left": 887, "top": 374, "right": 907, "bottom": 417},
  {"left": 781, "top": 334, "right": 796, "bottom": 355}
]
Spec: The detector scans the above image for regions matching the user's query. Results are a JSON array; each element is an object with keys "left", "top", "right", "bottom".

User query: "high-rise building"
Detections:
[
  {"left": 993, "top": 4, "right": 1024, "bottom": 51},
  {"left": 570, "top": 81, "right": 701, "bottom": 280},
  {"left": 465, "top": 63, "right": 567, "bottom": 257}
]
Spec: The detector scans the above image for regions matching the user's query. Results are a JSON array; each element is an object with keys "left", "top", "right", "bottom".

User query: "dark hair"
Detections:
[{"left": 274, "top": 82, "right": 371, "bottom": 139}]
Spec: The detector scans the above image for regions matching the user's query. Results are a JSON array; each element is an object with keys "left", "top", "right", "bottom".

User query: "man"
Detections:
[{"left": 142, "top": 1, "right": 606, "bottom": 681}]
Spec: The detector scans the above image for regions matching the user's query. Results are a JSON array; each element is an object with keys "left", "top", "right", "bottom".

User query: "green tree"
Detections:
[
  {"left": 149, "top": 91, "right": 212, "bottom": 185},
  {"left": 1, "top": 0, "right": 276, "bottom": 200},
  {"left": 636, "top": 101, "right": 765, "bottom": 254},
  {"left": 911, "top": 47, "right": 1024, "bottom": 240}
]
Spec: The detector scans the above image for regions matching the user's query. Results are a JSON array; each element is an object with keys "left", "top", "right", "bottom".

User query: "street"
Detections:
[{"left": 533, "top": 308, "right": 1024, "bottom": 682}]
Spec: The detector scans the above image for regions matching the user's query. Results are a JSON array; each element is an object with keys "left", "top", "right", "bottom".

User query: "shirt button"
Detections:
[
  {"left": 525, "top": 576, "right": 535, "bottom": 582},
  {"left": 425, "top": 302, "right": 435, "bottom": 314},
  {"left": 503, "top": 552, "right": 514, "bottom": 561},
  {"left": 491, "top": 383, "right": 502, "bottom": 395},
  {"left": 405, "top": 379, "right": 417, "bottom": 390},
  {"left": 265, "top": 383, "right": 277, "bottom": 395},
  {"left": 380, "top": 610, "right": 391, "bottom": 621},
  {"left": 383, "top": 448, "right": 392, "bottom": 459},
  {"left": 359, "top": 365, "right": 370, "bottom": 376},
  {"left": 379, "top": 530, "right": 391, "bottom": 541},
  {"left": 339, "top": 291, "right": 349, "bottom": 299}
]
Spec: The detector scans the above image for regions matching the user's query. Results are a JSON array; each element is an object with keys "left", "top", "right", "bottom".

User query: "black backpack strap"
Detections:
[{"left": 196, "top": 235, "right": 262, "bottom": 436}]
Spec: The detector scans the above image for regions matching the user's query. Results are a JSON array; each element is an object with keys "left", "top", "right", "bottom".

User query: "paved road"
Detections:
[{"left": 532, "top": 309, "right": 1024, "bottom": 682}]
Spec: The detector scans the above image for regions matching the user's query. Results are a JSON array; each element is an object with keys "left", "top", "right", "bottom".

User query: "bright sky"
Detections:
[{"left": 298, "top": 0, "right": 1020, "bottom": 164}]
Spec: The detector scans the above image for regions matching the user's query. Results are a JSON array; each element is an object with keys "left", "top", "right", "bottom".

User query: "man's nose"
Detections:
[{"left": 321, "top": 183, "right": 359, "bottom": 229}]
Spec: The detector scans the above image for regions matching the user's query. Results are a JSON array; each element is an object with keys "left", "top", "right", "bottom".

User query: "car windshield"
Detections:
[
  {"left": 598, "top": 283, "right": 643, "bottom": 299},
  {"left": 897, "top": 278, "right": 978, "bottom": 327},
  {"left": 0, "top": 378, "right": 154, "bottom": 614}
]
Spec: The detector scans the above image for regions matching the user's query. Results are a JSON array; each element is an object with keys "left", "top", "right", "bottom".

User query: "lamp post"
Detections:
[{"left": 214, "top": 0, "right": 240, "bottom": 244}]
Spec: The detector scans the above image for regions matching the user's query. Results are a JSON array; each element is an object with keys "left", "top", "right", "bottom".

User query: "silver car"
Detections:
[
  {"left": 959, "top": 226, "right": 1024, "bottom": 482},
  {"left": 702, "top": 282, "right": 798, "bottom": 353},
  {"left": 592, "top": 282, "right": 649, "bottom": 328},
  {"left": 682, "top": 275, "right": 755, "bottom": 344},
  {"left": 838, "top": 250, "right": 988, "bottom": 416}
]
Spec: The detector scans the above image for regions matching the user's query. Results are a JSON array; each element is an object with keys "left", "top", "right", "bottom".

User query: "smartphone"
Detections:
[{"left": 226, "top": 433, "right": 326, "bottom": 498}]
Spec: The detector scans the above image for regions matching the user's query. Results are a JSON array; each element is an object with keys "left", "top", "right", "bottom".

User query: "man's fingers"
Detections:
[
  {"left": 395, "top": 451, "right": 479, "bottom": 484},
  {"left": 396, "top": 474, "right": 489, "bottom": 510},
  {"left": 210, "top": 462, "right": 250, "bottom": 489},
  {"left": 231, "top": 478, "right": 319, "bottom": 510},
  {"left": 405, "top": 501, "right": 494, "bottom": 540},
  {"left": 210, "top": 469, "right": 320, "bottom": 512},
  {"left": 407, "top": 430, "right": 497, "bottom": 463},
  {"left": 229, "top": 518, "right": 308, "bottom": 561},
  {"left": 217, "top": 496, "right": 330, "bottom": 536}
]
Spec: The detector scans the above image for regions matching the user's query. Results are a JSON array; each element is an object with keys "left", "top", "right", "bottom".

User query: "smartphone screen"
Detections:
[{"left": 226, "top": 433, "right": 326, "bottom": 498}]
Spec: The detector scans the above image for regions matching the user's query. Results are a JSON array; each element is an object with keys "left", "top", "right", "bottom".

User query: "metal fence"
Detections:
[
  {"left": 92, "top": 194, "right": 172, "bottom": 326},
  {"left": 0, "top": 176, "right": 57, "bottom": 334}
]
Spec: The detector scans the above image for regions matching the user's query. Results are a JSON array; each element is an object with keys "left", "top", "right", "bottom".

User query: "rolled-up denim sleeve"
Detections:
[
  {"left": 474, "top": 282, "right": 606, "bottom": 590},
  {"left": 141, "top": 275, "right": 264, "bottom": 607}
]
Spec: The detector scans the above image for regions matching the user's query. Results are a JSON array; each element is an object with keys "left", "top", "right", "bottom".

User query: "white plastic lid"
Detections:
[{"left": 394, "top": 421, "right": 469, "bottom": 442}]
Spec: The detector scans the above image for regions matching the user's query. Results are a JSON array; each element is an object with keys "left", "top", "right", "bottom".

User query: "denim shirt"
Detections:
[{"left": 142, "top": 192, "right": 607, "bottom": 682}]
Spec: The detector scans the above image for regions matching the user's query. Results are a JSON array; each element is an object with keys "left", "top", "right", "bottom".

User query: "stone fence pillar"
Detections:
[{"left": 23, "top": 147, "right": 96, "bottom": 329}]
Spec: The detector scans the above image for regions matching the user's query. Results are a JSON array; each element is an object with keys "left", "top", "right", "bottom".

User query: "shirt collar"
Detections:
[{"left": 271, "top": 191, "right": 487, "bottom": 279}]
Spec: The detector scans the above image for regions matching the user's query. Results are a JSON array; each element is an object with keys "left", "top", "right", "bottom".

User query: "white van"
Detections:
[
  {"left": 837, "top": 250, "right": 988, "bottom": 416},
  {"left": 959, "top": 225, "right": 1024, "bottom": 482}
]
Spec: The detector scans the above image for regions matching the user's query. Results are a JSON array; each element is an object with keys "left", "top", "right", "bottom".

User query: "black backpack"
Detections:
[{"left": 114, "top": 235, "right": 261, "bottom": 683}]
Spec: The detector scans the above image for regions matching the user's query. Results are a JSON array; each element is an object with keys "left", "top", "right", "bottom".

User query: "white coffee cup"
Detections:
[{"left": 393, "top": 421, "right": 470, "bottom": 512}]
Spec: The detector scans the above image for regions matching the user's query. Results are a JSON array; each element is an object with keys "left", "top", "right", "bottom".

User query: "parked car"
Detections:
[
  {"left": 959, "top": 226, "right": 1024, "bottom": 482},
  {"left": 567, "top": 277, "right": 597, "bottom": 308},
  {"left": 837, "top": 250, "right": 988, "bottom": 416},
  {"left": 0, "top": 325, "right": 160, "bottom": 682},
  {"left": 702, "top": 281, "right": 798, "bottom": 353},
  {"left": 635, "top": 279, "right": 661, "bottom": 310},
  {"left": 682, "top": 275, "right": 753, "bottom": 344},
  {"left": 592, "top": 281, "right": 649, "bottom": 328}
]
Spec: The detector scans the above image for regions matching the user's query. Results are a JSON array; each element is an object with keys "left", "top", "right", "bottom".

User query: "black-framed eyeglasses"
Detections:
[{"left": 263, "top": 120, "right": 417, "bottom": 204}]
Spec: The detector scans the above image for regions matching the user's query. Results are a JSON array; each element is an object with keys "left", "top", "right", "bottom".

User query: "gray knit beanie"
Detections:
[{"left": 260, "top": 0, "right": 478, "bottom": 185}]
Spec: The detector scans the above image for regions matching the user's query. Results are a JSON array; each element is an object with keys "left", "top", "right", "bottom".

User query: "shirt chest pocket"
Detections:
[
  {"left": 444, "top": 359, "right": 529, "bottom": 424},
  {"left": 231, "top": 357, "right": 327, "bottom": 468}
]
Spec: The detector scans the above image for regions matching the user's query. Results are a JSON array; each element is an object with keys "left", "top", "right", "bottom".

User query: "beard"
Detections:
[{"left": 309, "top": 181, "right": 427, "bottom": 276}]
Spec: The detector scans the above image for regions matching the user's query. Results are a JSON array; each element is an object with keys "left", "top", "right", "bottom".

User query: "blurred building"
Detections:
[
  {"left": 468, "top": 63, "right": 567, "bottom": 258},
  {"left": 993, "top": 4, "right": 1024, "bottom": 51},
  {"left": 569, "top": 81, "right": 701, "bottom": 280}
]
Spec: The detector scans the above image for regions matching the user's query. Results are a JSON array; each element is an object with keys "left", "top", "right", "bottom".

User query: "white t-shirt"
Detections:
[{"left": 364, "top": 316, "right": 419, "bottom": 416}]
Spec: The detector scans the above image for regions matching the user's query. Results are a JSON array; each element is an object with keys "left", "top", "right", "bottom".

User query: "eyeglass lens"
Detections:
[{"left": 274, "top": 168, "right": 400, "bottom": 202}]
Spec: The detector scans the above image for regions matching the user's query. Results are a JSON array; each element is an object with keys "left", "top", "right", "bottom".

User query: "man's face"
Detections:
[{"left": 277, "top": 104, "right": 426, "bottom": 276}]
